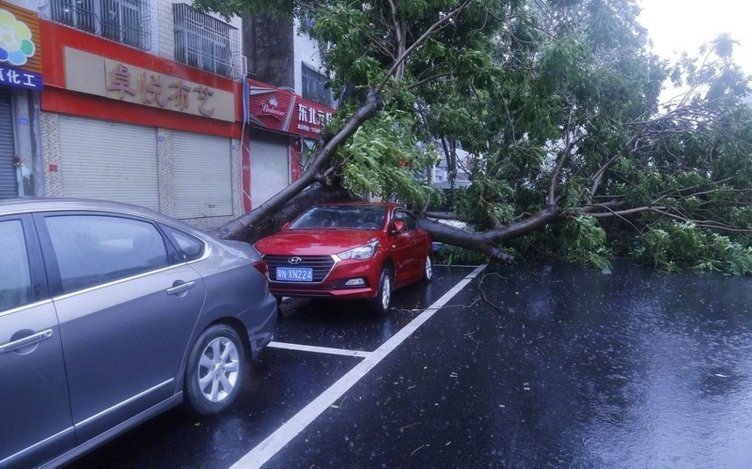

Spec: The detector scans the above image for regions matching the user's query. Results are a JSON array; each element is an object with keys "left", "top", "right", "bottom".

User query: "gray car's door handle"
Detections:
[
  {"left": 166, "top": 281, "right": 196, "bottom": 295},
  {"left": 0, "top": 329, "right": 53, "bottom": 353}
]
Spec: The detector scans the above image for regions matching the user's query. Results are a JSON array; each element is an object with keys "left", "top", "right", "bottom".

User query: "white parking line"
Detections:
[
  {"left": 232, "top": 264, "right": 486, "bottom": 469},
  {"left": 268, "top": 341, "right": 371, "bottom": 358}
]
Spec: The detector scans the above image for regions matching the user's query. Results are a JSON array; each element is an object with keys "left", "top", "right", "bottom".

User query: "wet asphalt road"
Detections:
[{"left": 67, "top": 262, "right": 752, "bottom": 468}]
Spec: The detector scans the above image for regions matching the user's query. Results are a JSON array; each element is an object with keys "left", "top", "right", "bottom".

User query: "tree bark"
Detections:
[{"left": 417, "top": 205, "right": 565, "bottom": 263}]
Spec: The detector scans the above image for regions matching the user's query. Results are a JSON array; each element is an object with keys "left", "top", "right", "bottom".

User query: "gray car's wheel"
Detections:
[
  {"left": 370, "top": 267, "right": 393, "bottom": 316},
  {"left": 423, "top": 255, "right": 433, "bottom": 282},
  {"left": 185, "top": 324, "right": 246, "bottom": 415}
]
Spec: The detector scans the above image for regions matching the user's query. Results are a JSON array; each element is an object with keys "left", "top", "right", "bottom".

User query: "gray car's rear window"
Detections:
[
  {"left": 160, "top": 225, "right": 205, "bottom": 262},
  {"left": 46, "top": 215, "right": 170, "bottom": 293}
]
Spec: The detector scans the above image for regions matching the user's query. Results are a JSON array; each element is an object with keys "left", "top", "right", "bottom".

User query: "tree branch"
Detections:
[
  {"left": 405, "top": 72, "right": 456, "bottom": 90},
  {"left": 418, "top": 204, "right": 564, "bottom": 263},
  {"left": 589, "top": 153, "right": 621, "bottom": 202},
  {"left": 376, "top": 0, "right": 473, "bottom": 93},
  {"left": 386, "top": 0, "right": 406, "bottom": 78},
  {"left": 548, "top": 103, "right": 576, "bottom": 205}
]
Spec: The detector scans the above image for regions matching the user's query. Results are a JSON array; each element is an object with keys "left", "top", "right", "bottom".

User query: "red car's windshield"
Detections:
[{"left": 289, "top": 205, "right": 387, "bottom": 230}]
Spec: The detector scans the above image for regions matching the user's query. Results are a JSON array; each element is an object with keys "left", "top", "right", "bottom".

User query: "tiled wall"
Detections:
[{"left": 40, "top": 112, "right": 63, "bottom": 196}]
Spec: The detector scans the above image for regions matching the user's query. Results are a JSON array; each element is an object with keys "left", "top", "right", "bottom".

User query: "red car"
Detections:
[{"left": 254, "top": 202, "right": 433, "bottom": 315}]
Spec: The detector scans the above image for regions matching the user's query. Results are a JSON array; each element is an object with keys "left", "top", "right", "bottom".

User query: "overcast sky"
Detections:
[{"left": 638, "top": 0, "right": 752, "bottom": 73}]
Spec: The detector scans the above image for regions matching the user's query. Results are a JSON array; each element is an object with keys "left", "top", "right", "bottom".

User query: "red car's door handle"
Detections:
[{"left": 166, "top": 281, "right": 196, "bottom": 296}]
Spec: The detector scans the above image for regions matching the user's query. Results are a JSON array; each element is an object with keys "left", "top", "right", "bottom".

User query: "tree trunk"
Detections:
[
  {"left": 417, "top": 205, "right": 565, "bottom": 263},
  {"left": 213, "top": 183, "right": 353, "bottom": 242}
]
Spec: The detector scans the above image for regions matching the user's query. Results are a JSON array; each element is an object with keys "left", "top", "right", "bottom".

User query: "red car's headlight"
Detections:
[{"left": 335, "top": 240, "right": 379, "bottom": 261}]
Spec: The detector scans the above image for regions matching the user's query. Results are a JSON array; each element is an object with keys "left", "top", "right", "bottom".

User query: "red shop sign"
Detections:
[{"left": 248, "top": 80, "right": 333, "bottom": 139}]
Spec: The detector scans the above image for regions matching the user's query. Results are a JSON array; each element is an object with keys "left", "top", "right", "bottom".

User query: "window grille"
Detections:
[
  {"left": 49, "top": 0, "right": 151, "bottom": 49},
  {"left": 301, "top": 64, "right": 332, "bottom": 107},
  {"left": 173, "top": 3, "right": 240, "bottom": 78}
]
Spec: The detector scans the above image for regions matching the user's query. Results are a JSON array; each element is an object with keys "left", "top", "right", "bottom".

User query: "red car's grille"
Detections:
[{"left": 263, "top": 255, "right": 335, "bottom": 282}]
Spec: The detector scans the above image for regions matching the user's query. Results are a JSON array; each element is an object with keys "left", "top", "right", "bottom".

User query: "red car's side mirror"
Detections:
[
  {"left": 282, "top": 222, "right": 290, "bottom": 230},
  {"left": 391, "top": 220, "right": 407, "bottom": 234}
]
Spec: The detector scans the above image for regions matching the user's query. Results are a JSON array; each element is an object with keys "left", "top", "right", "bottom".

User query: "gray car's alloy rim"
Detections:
[
  {"left": 425, "top": 256, "right": 433, "bottom": 279},
  {"left": 197, "top": 337, "right": 240, "bottom": 403}
]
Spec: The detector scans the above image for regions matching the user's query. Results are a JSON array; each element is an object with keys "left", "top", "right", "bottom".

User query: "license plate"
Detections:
[{"left": 276, "top": 267, "right": 313, "bottom": 282}]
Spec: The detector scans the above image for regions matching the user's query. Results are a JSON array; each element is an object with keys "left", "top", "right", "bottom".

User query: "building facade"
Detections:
[
  {"left": 242, "top": 13, "right": 331, "bottom": 106},
  {"left": 244, "top": 78, "right": 333, "bottom": 209},
  {"left": 2, "top": 1, "right": 334, "bottom": 225},
  {"left": 240, "top": 12, "right": 334, "bottom": 209},
  {"left": 35, "top": 0, "right": 247, "bottom": 230}
]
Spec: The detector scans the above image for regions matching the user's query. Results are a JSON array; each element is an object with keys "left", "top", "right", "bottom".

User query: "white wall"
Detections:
[{"left": 292, "top": 17, "right": 325, "bottom": 94}]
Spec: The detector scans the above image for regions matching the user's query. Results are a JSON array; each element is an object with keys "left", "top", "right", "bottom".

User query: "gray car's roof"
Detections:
[
  {"left": 0, "top": 197, "right": 160, "bottom": 216},
  {"left": 0, "top": 197, "right": 204, "bottom": 233}
]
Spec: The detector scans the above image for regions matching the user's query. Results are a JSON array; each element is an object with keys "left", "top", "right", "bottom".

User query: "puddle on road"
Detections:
[{"left": 479, "top": 261, "right": 752, "bottom": 467}]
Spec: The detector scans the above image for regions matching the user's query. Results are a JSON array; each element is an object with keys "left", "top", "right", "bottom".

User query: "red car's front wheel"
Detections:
[
  {"left": 370, "top": 267, "right": 392, "bottom": 316},
  {"left": 423, "top": 255, "right": 433, "bottom": 282}
]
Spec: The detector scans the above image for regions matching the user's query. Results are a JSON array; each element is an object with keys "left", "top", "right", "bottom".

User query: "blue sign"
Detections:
[{"left": 0, "top": 67, "right": 42, "bottom": 91}]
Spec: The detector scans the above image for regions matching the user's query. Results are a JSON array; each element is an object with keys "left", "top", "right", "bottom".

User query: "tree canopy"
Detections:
[{"left": 197, "top": 0, "right": 752, "bottom": 274}]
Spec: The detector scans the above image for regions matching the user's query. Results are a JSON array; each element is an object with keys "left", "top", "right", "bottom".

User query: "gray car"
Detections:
[{"left": 0, "top": 198, "right": 277, "bottom": 468}]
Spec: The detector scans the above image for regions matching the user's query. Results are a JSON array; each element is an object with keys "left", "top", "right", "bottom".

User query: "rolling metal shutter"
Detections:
[
  {"left": 59, "top": 116, "right": 159, "bottom": 210},
  {"left": 250, "top": 133, "right": 289, "bottom": 208},
  {"left": 172, "top": 131, "right": 233, "bottom": 219},
  {"left": 0, "top": 91, "right": 17, "bottom": 199}
]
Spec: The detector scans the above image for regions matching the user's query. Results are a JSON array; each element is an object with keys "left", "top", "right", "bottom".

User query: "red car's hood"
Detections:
[{"left": 255, "top": 229, "right": 381, "bottom": 256}]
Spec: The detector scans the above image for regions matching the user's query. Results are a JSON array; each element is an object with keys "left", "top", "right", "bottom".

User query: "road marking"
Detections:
[
  {"left": 232, "top": 264, "right": 487, "bottom": 469},
  {"left": 267, "top": 341, "right": 371, "bottom": 358}
]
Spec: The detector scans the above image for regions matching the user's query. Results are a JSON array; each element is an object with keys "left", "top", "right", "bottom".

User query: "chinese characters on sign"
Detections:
[
  {"left": 107, "top": 63, "right": 135, "bottom": 100},
  {"left": 248, "top": 81, "right": 335, "bottom": 139},
  {"left": 105, "top": 62, "right": 217, "bottom": 117},
  {"left": 0, "top": 66, "right": 42, "bottom": 90},
  {"left": 140, "top": 73, "right": 168, "bottom": 107},
  {"left": 0, "top": 3, "right": 43, "bottom": 91},
  {"left": 63, "top": 48, "right": 235, "bottom": 121},
  {"left": 193, "top": 85, "right": 215, "bottom": 116},
  {"left": 296, "top": 103, "right": 331, "bottom": 134}
]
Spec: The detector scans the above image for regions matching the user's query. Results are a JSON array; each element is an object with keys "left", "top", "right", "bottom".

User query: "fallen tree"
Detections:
[
  {"left": 210, "top": 0, "right": 477, "bottom": 238},
  {"left": 199, "top": 0, "right": 752, "bottom": 272}
]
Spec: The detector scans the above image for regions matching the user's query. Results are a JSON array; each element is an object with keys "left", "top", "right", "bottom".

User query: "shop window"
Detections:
[
  {"left": 302, "top": 64, "right": 333, "bottom": 107},
  {"left": 173, "top": 3, "right": 239, "bottom": 78},
  {"left": 49, "top": 0, "right": 151, "bottom": 49}
]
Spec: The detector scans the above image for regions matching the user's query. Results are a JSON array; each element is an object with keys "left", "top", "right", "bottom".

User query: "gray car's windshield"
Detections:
[{"left": 289, "top": 205, "right": 387, "bottom": 230}]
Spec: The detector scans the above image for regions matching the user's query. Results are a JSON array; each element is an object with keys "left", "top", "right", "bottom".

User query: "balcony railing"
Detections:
[
  {"left": 49, "top": 0, "right": 151, "bottom": 50},
  {"left": 173, "top": 3, "right": 242, "bottom": 79}
]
